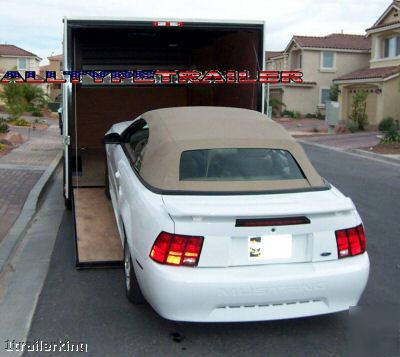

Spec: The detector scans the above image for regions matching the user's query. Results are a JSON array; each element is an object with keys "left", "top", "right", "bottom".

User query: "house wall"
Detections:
[
  {"left": 266, "top": 57, "right": 285, "bottom": 70},
  {"left": 283, "top": 50, "right": 370, "bottom": 115},
  {"left": 382, "top": 76, "right": 400, "bottom": 121},
  {"left": 370, "top": 27, "right": 400, "bottom": 68},
  {"left": 0, "top": 56, "right": 40, "bottom": 73},
  {"left": 381, "top": 8, "right": 399, "bottom": 24},
  {"left": 47, "top": 58, "right": 63, "bottom": 101},
  {"left": 281, "top": 86, "right": 318, "bottom": 115},
  {"left": 338, "top": 83, "right": 382, "bottom": 125}
]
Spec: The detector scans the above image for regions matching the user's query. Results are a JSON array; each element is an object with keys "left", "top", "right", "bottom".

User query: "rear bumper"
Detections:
[{"left": 137, "top": 253, "right": 369, "bottom": 322}]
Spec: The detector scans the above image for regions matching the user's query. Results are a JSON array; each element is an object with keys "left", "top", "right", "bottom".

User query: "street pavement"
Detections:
[
  {"left": 20, "top": 143, "right": 399, "bottom": 357},
  {"left": 0, "top": 118, "right": 62, "bottom": 241}
]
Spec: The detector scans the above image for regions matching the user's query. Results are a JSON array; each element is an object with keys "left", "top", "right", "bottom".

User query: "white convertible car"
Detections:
[{"left": 104, "top": 106, "right": 369, "bottom": 322}]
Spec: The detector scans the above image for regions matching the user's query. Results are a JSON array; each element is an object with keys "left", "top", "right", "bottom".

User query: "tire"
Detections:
[
  {"left": 104, "top": 155, "right": 110, "bottom": 199},
  {"left": 124, "top": 235, "right": 145, "bottom": 304},
  {"left": 64, "top": 196, "right": 72, "bottom": 210}
]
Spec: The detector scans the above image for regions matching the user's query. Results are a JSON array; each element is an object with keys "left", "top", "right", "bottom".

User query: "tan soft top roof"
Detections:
[{"left": 138, "top": 106, "right": 325, "bottom": 192}]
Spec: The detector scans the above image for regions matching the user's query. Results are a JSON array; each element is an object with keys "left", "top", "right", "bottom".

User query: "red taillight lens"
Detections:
[
  {"left": 150, "top": 232, "right": 204, "bottom": 267},
  {"left": 335, "top": 224, "right": 366, "bottom": 259}
]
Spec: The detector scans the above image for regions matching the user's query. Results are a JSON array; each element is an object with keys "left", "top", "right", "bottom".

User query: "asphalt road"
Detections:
[{"left": 25, "top": 144, "right": 400, "bottom": 357}]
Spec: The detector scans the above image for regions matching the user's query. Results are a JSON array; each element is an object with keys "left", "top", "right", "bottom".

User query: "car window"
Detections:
[
  {"left": 179, "top": 148, "right": 305, "bottom": 181},
  {"left": 124, "top": 119, "right": 149, "bottom": 172}
]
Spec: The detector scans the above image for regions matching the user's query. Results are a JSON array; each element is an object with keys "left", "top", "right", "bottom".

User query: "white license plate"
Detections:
[{"left": 248, "top": 234, "right": 292, "bottom": 260}]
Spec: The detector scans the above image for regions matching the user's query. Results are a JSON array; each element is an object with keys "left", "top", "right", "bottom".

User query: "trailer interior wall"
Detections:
[
  {"left": 68, "top": 24, "right": 263, "bottom": 186},
  {"left": 66, "top": 20, "right": 263, "bottom": 266}
]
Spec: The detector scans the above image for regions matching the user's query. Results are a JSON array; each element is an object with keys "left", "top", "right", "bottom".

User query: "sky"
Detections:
[{"left": 0, "top": 0, "right": 389, "bottom": 65}]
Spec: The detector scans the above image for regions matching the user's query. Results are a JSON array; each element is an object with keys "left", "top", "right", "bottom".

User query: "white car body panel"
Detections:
[{"left": 105, "top": 124, "right": 370, "bottom": 322}]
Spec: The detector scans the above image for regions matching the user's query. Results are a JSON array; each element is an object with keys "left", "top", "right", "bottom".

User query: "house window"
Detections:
[
  {"left": 298, "top": 54, "right": 302, "bottom": 69},
  {"left": 321, "top": 51, "right": 335, "bottom": 70},
  {"left": 320, "top": 88, "right": 331, "bottom": 106},
  {"left": 17, "top": 58, "right": 28, "bottom": 70},
  {"left": 384, "top": 36, "right": 400, "bottom": 57}
]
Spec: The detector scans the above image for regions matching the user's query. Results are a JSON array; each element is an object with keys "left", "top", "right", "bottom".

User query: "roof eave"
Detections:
[
  {"left": 333, "top": 74, "right": 400, "bottom": 84},
  {"left": 300, "top": 47, "right": 370, "bottom": 52},
  {"left": 366, "top": 22, "right": 400, "bottom": 36}
]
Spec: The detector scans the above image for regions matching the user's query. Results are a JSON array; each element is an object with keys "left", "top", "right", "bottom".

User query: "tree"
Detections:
[
  {"left": 349, "top": 90, "right": 368, "bottom": 130},
  {"left": 329, "top": 84, "right": 339, "bottom": 102},
  {"left": 21, "top": 84, "right": 48, "bottom": 111},
  {"left": 0, "top": 83, "right": 48, "bottom": 120},
  {"left": 0, "top": 82, "right": 26, "bottom": 119},
  {"left": 269, "top": 97, "right": 286, "bottom": 117}
]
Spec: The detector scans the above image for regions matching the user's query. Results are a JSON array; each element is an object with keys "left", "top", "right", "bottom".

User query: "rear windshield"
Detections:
[{"left": 179, "top": 148, "right": 305, "bottom": 181}]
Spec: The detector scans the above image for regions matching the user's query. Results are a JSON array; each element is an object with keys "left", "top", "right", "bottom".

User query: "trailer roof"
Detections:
[
  {"left": 137, "top": 107, "right": 325, "bottom": 193},
  {"left": 64, "top": 17, "right": 265, "bottom": 25}
]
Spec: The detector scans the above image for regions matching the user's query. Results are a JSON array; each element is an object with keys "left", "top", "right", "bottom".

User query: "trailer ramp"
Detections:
[{"left": 73, "top": 187, "right": 123, "bottom": 268}]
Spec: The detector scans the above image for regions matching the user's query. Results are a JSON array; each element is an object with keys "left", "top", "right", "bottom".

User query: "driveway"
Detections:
[
  {"left": 22, "top": 143, "right": 400, "bottom": 357},
  {"left": 0, "top": 117, "right": 62, "bottom": 241}
]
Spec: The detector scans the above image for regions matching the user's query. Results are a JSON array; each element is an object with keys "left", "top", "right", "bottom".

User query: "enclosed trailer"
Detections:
[{"left": 62, "top": 17, "right": 265, "bottom": 267}]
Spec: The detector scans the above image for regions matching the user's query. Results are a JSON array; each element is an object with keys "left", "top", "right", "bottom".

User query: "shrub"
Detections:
[
  {"left": 345, "top": 120, "right": 359, "bottom": 133},
  {"left": 293, "top": 111, "right": 302, "bottom": 119},
  {"left": 0, "top": 120, "right": 9, "bottom": 133},
  {"left": 10, "top": 118, "right": 31, "bottom": 127},
  {"left": 378, "top": 117, "right": 396, "bottom": 133},
  {"left": 305, "top": 113, "right": 316, "bottom": 118},
  {"left": 0, "top": 83, "right": 49, "bottom": 121},
  {"left": 21, "top": 84, "right": 48, "bottom": 110},
  {"left": 315, "top": 110, "right": 325, "bottom": 120},
  {"left": 32, "top": 110, "right": 43, "bottom": 117},
  {"left": 349, "top": 90, "right": 368, "bottom": 130},
  {"left": 282, "top": 109, "right": 295, "bottom": 118},
  {"left": 0, "top": 143, "right": 5, "bottom": 151},
  {"left": 381, "top": 127, "right": 400, "bottom": 143}
]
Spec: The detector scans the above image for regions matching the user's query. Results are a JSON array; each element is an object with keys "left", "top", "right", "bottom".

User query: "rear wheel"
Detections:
[
  {"left": 64, "top": 196, "right": 72, "bottom": 210},
  {"left": 104, "top": 156, "right": 110, "bottom": 199},
  {"left": 124, "top": 235, "right": 145, "bottom": 304}
]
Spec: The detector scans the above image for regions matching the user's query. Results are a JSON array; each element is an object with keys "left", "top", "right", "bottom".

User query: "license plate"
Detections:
[{"left": 248, "top": 234, "right": 292, "bottom": 260}]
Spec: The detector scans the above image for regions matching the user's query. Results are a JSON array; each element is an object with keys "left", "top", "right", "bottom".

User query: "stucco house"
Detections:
[
  {"left": 266, "top": 34, "right": 371, "bottom": 116},
  {"left": 40, "top": 54, "right": 63, "bottom": 101},
  {"left": 334, "top": 1, "right": 400, "bottom": 125},
  {"left": 0, "top": 44, "right": 42, "bottom": 105},
  {"left": 0, "top": 44, "right": 41, "bottom": 75}
]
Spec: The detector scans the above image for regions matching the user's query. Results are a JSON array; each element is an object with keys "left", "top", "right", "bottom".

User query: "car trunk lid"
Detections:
[{"left": 162, "top": 188, "right": 358, "bottom": 267}]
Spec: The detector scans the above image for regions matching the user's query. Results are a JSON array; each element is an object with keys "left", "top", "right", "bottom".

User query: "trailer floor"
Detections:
[{"left": 74, "top": 187, "right": 123, "bottom": 265}]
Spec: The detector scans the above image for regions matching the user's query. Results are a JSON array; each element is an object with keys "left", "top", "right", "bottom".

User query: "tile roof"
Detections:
[
  {"left": 292, "top": 33, "right": 371, "bottom": 51},
  {"left": 39, "top": 65, "right": 50, "bottom": 72},
  {"left": 335, "top": 65, "right": 400, "bottom": 81},
  {"left": 0, "top": 44, "right": 38, "bottom": 57},
  {"left": 265, "top": 51, "right": 283, "bottom": 60},
  {"left": 48, "top": 54, "right": 62, "bottom": 61}
]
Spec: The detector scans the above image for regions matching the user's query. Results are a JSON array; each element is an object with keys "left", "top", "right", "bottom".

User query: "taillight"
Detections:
[
  {"left": 150, "top": 232, "right": 203, "bottom": 267},
  {"left": 335, "top": 224, "right": 366, "bottom": 258}
]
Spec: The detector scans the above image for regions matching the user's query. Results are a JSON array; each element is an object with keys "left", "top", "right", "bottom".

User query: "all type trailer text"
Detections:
[{"left": 0, "top": 70, "right": 303, "bottom": 84}]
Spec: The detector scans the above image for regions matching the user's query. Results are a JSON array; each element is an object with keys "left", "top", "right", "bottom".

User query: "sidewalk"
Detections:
[
  {"left": 296, "top": 131, "right": 381, "bottom": 150},
  {"left": 0, "top": 116, "right": 62, "bottom": 241},
  {"left": 274, "top": 118, "right": 400, "bottom": 163}
]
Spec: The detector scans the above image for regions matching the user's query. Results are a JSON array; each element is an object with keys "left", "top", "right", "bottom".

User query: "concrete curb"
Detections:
[
  {"left": 0, "top": 150, "right": 63, "bottom": 274},
  {"left": 347, "top": 148, "right": 400, "bottom": 165},
  {"left": 298, "top": 139, "right": 400, "bottom": 166}
]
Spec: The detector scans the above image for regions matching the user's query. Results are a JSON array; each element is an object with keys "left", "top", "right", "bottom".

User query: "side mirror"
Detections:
[{"left": 103, "top": 132, "right": 121, "bottom": 144}]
